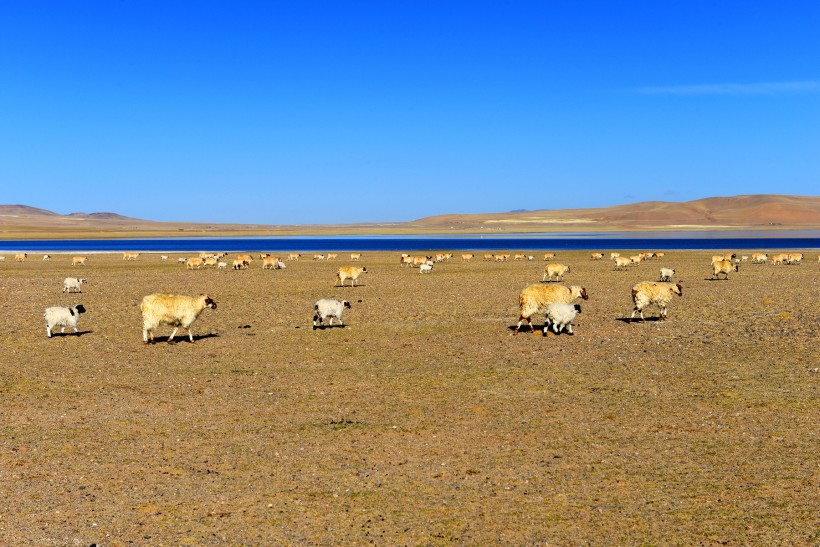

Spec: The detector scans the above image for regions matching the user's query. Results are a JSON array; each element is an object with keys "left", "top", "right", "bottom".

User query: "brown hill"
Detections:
[
  {"left": 413, "top": 195, "right": 820, "bottom": 232},
  {"left": 0, "top": 195, "right": 818, "bottom": 239}
]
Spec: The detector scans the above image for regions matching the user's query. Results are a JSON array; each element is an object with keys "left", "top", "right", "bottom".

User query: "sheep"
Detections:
[
  {"left": 63, "top": 277, "right": 87, "bottom": 293},
  {"left": 202, "top": 257, "right": 218, "bottom": 267},
  {"left": 43, "top": 254, "right": 51, "bottom": 261},
  {"left": 141, "top": 293, "right": 216, "bottom": 344},
  {"left": 15, "top": 253, "right": 27, "bottom": 262},
  {"left": 483, "top": 253, "right": 494, "bottom": 261},
  {"left": 461, "top": 254, "right": 474, "bottom": 261},
  {"left": 544, "top": 303, "right": 582, "bottom": 336},
  {"left": 400, "top": 255, "right": 414, "bottom": 267},
  {"left": 711, "top": 255, "right": 725, "bottom": 264},
  {"left": 45, "top": 304, "right": 86, "bottom": 337},
  {"left": 495, "top": 254, "right": 510, "bottom": 262},
  {"left": 274, "top": 260, "right": 286, "bottom": 269},
  {"left": 336, "top": 266, "right": 367, "bottom": 287},
  {"left": 160, "top": 255, "right": 168, "bottom": 261},
  {"left": 771, "top": 253, "right": 789, "bottom": 265},
  {"left": 326, "top": 253, "right": 338, "bottom": 260},
  {"left": 590, "top": 253, "right": 604, "bottom": 260},
  {"left": 740, "top": 255, "right": 748, "bottom": 262},
  {"left": 544, "top": 253, "right": 556, "bottom": 260},
  {"left": 788, "top": 253, "right": 803, "bottom": 265},
  {"left": 123, "top": 252, "right": 139, "bottom": 261},
  {"left": 262, "top": 256, "right": 282, "bottom": 269},
  {"left": 0, "top": 256, "right": 5, "bottom": 261},
  {"left": 72, "top": 256, "right": 87, "bottom": 266},
  {"left": 630, "top": 281, "right": 683, "bottom": 322},
  {"left": 614, "top": 256, "right": 631, "bottom": 271},
  {"left": 629, "top": 255, "right": 643, "bottom": 265},
  {"left": 232, "top": 259, "right": 249, "bottom": 270},
  {"left": 659, "top": 267, "right": 675, "bottom": 282},
  {"left": 186, "top": 257, "right": 204, "bottom": 270},
  {"left": 288, "top": 253, "right": 301, "bottom": 260},
  {"left": 217, "top": 261, "right": 227, "bottom": 270},
  {"left": 419, "top": 263, "right": 433, "bottom": 274},
  {"left": 350, "top": 253, "right": 362, "bottom": 261},
  {"left": 312, "top": 299, "right": 351, "bottom": 329},
  {"left": 514, "top": 284, "right": 588, "bottom": 335},
  {"left": 610, "top": 252, "right": 620, "bottom": 260},
  {"left": 543, "top": 263, "right": 570, "bottom": 282},
  {"left": 751, "top": 253, "right": 768, "bottom": 264},
  {"left": 712, "top": 260, "right": 738, "bottom": 280},
  {"left": 514, "top": 254, "right": 526, "bottom": 261},
  {"left": 177, "top": 257, "right": 187, "bottom": 264},
  {"left": 313, "top": 254, "right": 326, "bottom": 261},
  {"left": 655, "top": 252, "right": 665, "bottom": 260},
  {"left": 235, "top": 254, "right": 254, "bottom": 264}
]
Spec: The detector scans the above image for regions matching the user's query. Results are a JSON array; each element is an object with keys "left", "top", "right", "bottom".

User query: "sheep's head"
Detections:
[
  {"left": 578, "top": 287, "right": 589, "bottom": 300},
  {"left": 573, "top": 304, "right": 582, "bottom": 313},
  {"left": 74, "top": 304, "right": 86, "bottom": 315},
  {"left": 202, "top": 294, "right": 217, "bottom": 309},
  {"left": 673, "top": 283, "right": 683, "bottom": 296},
  {"left": 343, "top": 300, "right": 351, "bottom": 309}
]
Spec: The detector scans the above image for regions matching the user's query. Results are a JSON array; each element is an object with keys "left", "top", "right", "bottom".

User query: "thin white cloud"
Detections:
[{"left": 636, "top": 81, "right": 820, "bottom": 95}]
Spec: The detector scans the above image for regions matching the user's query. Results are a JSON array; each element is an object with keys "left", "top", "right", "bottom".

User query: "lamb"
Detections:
[
  {"left": 63, "top": 277, "right": 87, "bottom": 293},
  {"left": 543, "top": 303, "right": 582, "bottom": 336},
  {"left": 712, "top": 260, "right": 738, "bottom": 280},
  {"left": 45, "top": 304, "right": 86, "bottom": 337},
  {"left": 141, "top": 293, "right": 216, "bottom": 344},
  {"left": 658, "top": 267, "right": 675, "bottom": 282},
  {"left": 419, "top": 263, "right": 433, "bottom": 273},
  {"left": 336, "top": 266, "right": 367, "bottom": 287},
  {"left": 543, "top": 263, "right": 570, "bottom": 282},
  {"left": 514, "top": 284, "right": 588, "bottom": 334},
  {"left": 630, "top": 281, "right": 683, "bottom": 322},
  {"left": 312, "top": 299, "right": 351, "bottom": 329}
]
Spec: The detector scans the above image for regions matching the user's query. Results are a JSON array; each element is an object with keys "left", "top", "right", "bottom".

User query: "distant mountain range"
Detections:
[{"left": 0, "top": 195, "right": 819, "bottom": 239}]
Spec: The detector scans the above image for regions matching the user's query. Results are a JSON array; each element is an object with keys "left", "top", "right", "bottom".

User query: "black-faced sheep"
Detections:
[
  {"left": 313, "top": 299, "right": 351, "bottom": 329},
  {"left": 45, "top": 304, "right": 86, "bottom": 337}
]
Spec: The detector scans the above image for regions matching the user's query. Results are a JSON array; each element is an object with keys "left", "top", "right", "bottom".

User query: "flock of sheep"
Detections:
[{"left": 4, "top": 247, "right": 814, "bottom": 342}]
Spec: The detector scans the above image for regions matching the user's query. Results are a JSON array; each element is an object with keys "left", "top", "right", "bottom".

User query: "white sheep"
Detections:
[
  {"left": 630, "top": 281, "right": 683, "bottom": 322},
  {"left": 63, "top": 277, "right": 87, "bottom": 293},
  {"left": 217, "top": 261, "right": 228, "bottom": 269},
  {"left": 45, "top": 304, "right": 86, "bottom": 338},
  {"left": 658, "top": 267, "right": 675, "bottom": 282},
  {"left": 419, "top": 263, "right": 433, "bottom": 273},
  {"left": 544, "top": 303, "right": 581, "bottom": 336},
  {"left": 43, "top": 255, "right": 51, "bottom": 261},
  {"left": 313, "top": 299, "right": 351, "bottom": 329},
  {"left": 141, "top": 293, "right": 217, "bottom": 344},
  {"left": 514, "top": 284, "right": 588, "bottom": 334}
]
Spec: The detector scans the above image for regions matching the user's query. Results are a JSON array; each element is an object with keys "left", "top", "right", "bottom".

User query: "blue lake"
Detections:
[{"left": 1, "top": 233, "right": 819, "bottom": 252}]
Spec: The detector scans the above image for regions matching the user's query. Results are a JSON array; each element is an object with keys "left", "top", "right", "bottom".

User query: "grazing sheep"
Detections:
[
  {"left": 336, "top": 266, "right": 367, "bottom": 287},
  {"left": 312, "top": 299, "right": 351, "bottom": 329},
  {"left": 63, "top": 277, "right": 87, "bottom": 293},
  {"left": 544, "top": 303, "right": 582, "bottom": 336},
  {"left": 43, "top": 254, "right": 51, "bottom": 261},
  {"left": 72, "top": 256, "right": 87, "bottom": 266},
  {"left": 419, "top": 263, "right": 433, "bottom": 274},
  {"left": 141, "top": 293, "right": 216, "bottom": 344},
  {"left": 659, "top": 267, "right": 675, "bottom": 282},
  {"left": 45, "top": 304, "right": 86, "bottom": 337},
  {"left": 262, "top": 256, "right": 278, "bottom": 269},
  {"left": 514, "top": 284, "right": 588, "bottom": 335},
  {"left": 712, "top": 260, "right": 738, "bottom": 280},
  {"left": 590, "top": 253, "right": 604, "bottom": 260},
  {"left": 630, "top": 281, "right": 683, "bottom": 322},
  {"left": 751, "top": 253, "right": 768, "bottom": 264},
  {"left": 614, "top": 256, "right": 631, "bottom": 271},
  {"left": 543, "top": 263, "right": 570, "bottom": 282}
]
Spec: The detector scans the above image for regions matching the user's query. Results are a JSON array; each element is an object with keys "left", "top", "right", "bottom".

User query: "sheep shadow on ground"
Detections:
[
  {"left": 615, "top": 317, "right": 664, "bottom": 324},
  {"left": 145, "top": 333, "right": 220, "bottom": 344},
  {"left": 704, "top": 277, "right": 731, "bottom": 281},
  {"left": 48, "top": 330, "right": 92, "bottom": 338},
  {"left": 312, "top": 324, "right": 348, "bottom": 331}
]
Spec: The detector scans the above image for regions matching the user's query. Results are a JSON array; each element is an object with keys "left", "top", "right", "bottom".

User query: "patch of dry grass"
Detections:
[{"left": 0, "top": 251, "right": 817, "bottom": 544}]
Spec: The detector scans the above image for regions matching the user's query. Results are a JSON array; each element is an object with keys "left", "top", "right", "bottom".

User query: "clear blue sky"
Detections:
[{"left": 1, "top": 2, "right": 818, "bottom": 224}]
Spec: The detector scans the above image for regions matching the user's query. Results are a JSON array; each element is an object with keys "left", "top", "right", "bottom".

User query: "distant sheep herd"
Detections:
[{"left": 0, "top": 248, "right": 815, "bottom": 342}]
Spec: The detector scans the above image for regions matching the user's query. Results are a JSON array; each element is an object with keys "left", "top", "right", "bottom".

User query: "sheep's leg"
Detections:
[
  {"left": 143, "top": 329, "right": 150, "bottom": 344},
  {"left": 168, "top": 328, "right": 178, "bottom": 343},
  {"left": 514, "top": 318, "right": 525, "bottom": 335},
  {"left": 566, "top": 324, "right": 573, "bottom": 335},
  {"left": 187, "top": 328, "right": 195, "bottom": 343},
  {"left": 46, "top": 326, "right": 52, "bottom": 338}
]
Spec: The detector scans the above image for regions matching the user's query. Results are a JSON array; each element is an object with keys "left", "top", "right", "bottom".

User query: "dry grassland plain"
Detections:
[{"left": 0, "top": 250, "right": 818, "bottom": 544}]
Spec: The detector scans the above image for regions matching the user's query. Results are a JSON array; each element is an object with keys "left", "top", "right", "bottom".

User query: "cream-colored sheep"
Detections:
[
  {"left": 629, "top": 281, "right": 682, "bottom": 322},
  {"left": 542, "top": 263, "right": 571, "bottom": 282},
  {"left": 712, "top": 260, "right": 738, "bottom": 280},
  {"left": 336, "top": 266, "right": 367, "bottom": 287},
  {"left": 141, "top": 293, "right": 216, "bottom": 344},
  {"left": 514, "top": 284, "right": 588, "bottom": 334},
  {"left": 751, "top": 253, "right": 768, "bottom": 264},
  {"left": 614, "top": 256, "right": 631, "bottom": 271},
  {"left": 72, "top": 256, "right": 87, "bottom": 266}
]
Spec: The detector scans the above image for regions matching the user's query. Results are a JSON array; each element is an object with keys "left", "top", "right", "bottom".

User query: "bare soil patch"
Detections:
[{"left": 1, "top": 251, "right": 818, "bottom": 544}]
